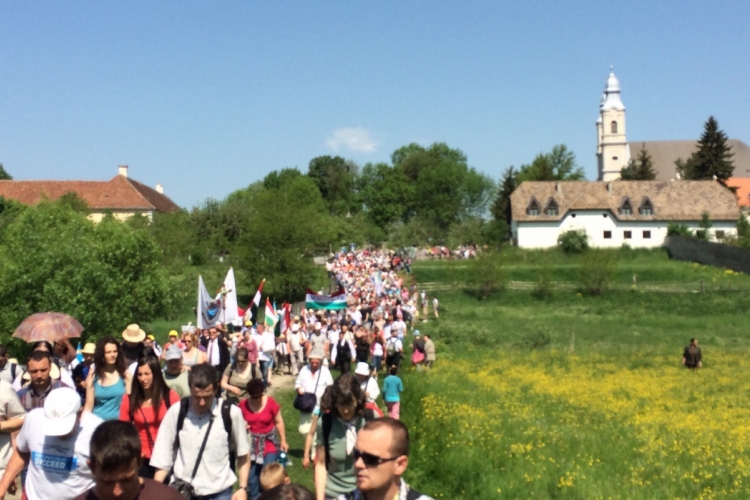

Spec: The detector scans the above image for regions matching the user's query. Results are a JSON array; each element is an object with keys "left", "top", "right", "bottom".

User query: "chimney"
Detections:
[
  {"left": 155, "top": 183, "right": 164, "bottom": 194},
  {"left": 118, "top": 165, "right": 129, "bottom": 178},
  {"left": 555, "top": 182, "right": 561, "bottom": 194}
]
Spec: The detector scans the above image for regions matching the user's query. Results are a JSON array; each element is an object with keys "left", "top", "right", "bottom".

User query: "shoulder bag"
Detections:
[
  {"left": 293, "top": 367, "right": 322, "bottom": 413},
  {"left": 170, "top": 416, "right": 215, "bottom": 499}
]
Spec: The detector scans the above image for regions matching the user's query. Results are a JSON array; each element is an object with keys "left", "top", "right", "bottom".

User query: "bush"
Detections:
[
  {"left": 466, "top": 250, "right": 506, "bottom": 300},
  {"left": 531, "top": 265, "right": 554, "bottom": 300},
  {"left": 578, "top": 250, "right": 618, "bottom": 296},
  {"left": 517, "top": 330, "right": 552, "bottom": 350},
  {"left": 667, "top": 222, "right": 692, "bottom": 237},
  {"left": 558, "top": 229, "right": 588, "bottom": 254}
]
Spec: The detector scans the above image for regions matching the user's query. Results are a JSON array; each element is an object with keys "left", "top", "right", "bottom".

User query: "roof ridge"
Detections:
[{"left": 110, "top": 176, "right": 155, "bottom": 210}]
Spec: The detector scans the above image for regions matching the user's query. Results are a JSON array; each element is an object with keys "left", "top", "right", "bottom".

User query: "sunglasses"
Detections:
[{"left": 352, "top": 448, "right": 399, "bottom": 467}]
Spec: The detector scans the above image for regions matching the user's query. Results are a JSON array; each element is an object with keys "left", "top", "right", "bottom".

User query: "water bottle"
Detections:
[{"left": 278, "top": 451, "right": 288, "bottom": 467}]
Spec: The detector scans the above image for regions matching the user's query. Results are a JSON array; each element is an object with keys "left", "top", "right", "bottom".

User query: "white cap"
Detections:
[
  {"left": 43, "top": 388, "right": 81, "bottom": 437},
  {"left": 314, "top": 322, "right": 321, "bottom": 330},
  {"left": 291, "top": 324, "right": 300, "bottom": 332},
  {"left": 355, "top": 362, "right": 370, "bottom": 376}
]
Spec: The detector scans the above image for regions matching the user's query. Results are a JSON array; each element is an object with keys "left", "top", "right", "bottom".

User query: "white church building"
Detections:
[
  {"left": 596, "top": 68, "right": 750, "bottom": 181},
  {"left": 510, "top": 180, "right": 739, "bottom": 249}
]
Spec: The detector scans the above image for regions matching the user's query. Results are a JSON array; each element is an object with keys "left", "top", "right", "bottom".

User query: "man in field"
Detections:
[
  {"left": 682, "top": 338, "right": 702, "bottom": 369},
  {"left": 339, "top": 418, "right": 433, "bottom": 500}
]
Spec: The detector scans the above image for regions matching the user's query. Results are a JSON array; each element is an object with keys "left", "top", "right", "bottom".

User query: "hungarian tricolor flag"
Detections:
[
  {"left": 244, "top": 278, "right": 265, "bottom": 325},
  {"left": 264, "top": 297, "right": 278, "bottom": 330},
  {"left": 305, "top": 286, "right": 348, "bottom": 310}
]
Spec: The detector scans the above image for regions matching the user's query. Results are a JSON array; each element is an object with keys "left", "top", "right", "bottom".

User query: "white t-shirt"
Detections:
[
  {"left": 257, "top": 332, "right": 276, "bottom": 361},
  {"left": 17, "top": 410, "right": 103, "bottom": 500},
  {"left": 392, "top": 320, "right": 407, "bottom": 338},
  {"left": 294, "top": 366, "right": 334, "bottom": 412},
  {"left": 0, "top": 381, "right": 25, "bottom": 470},
  {"left": 0, "top": 363, "right": 17, "bottom": 385}
]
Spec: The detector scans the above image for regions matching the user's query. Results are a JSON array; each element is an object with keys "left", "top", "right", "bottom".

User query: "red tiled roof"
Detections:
[
  {"left": 727, "top": 178, "right": 750, "bottom": 207},
  {"left": 0, "top": 175, "right": 180, "bottom": 212}
]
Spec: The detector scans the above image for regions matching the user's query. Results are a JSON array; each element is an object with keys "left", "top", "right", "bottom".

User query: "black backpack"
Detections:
[{"left": 175, "top": 397, "right": 233, "bottom": 452}]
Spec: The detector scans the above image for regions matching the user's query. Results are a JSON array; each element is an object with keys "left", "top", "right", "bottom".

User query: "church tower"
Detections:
[{"left": 596, "top": 67, "right": 629, "bottom": 181}]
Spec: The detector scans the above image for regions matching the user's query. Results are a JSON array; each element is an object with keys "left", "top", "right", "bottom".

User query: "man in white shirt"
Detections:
[
  {"left": 286, "top": 324, "right": 307, "bottom": 376},
  {"left": 392, "top": 318, "right": 407, "bottom": 341},
  {"left": 151, "top": 364, "right": 249, "bottom": 500},
  {"left": 384, "top": 332, "right": 403, "bottom": 372},
  {"left": 0, "top": 380, "right": 24, "bottom": 486},
  {"left": 256, "top": 324, "right": 276, "bottom": 389},
  {"left": 0, "top": 387, "right": 103, "bottom": 500},
  {"left": 294, "top": 355, "right": 333, "bottom": 435},
  {"left": 0, "top": 347, "right": 18, "bottom": 386}
]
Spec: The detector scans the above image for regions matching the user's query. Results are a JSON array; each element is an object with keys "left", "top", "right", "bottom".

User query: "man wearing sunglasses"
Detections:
[{"left": 338, "top": 418, "right": 433, "bottom": 500}]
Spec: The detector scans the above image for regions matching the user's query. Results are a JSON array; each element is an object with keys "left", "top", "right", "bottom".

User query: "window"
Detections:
[
  {"left": 619, "top": 198, "right": 633, "bottom": 216},
  {"left": 639, "top": 198, "right": 654, "bottom": 216},
  {"left": 527, "top": 199, "right": 540, "bottom": 216},
  {"left": 643, "top": 231, "right": 651, "bottom": 239},
  {"left": 716, "top": 230, "right": 726, "bottom": 239},
  {"left": 603, "top": 231, "right": 612, "bottom": 239},
  {"left": 611, "top": 121, "right": 618, "bottom": 134},
  {"left": 544, "top": 198, "right": 559, "bottom": 216},
  {"left": 624, "top": 231, "right": 632, "bottom": 239}
]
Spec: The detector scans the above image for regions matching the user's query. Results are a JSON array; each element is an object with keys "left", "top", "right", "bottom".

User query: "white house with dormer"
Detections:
[{"left": 510, "top": 180, "right": 739, "bottom": 249}]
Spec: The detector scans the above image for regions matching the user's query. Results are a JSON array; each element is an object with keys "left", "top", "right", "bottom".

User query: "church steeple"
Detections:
[{"left": 597, "top": 66, "right": 629, "bottom": 181}]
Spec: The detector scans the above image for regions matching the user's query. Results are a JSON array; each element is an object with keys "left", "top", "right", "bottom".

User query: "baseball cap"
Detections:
[
  {"left": 169, "top": 330, "right": 179, "bottom": 338},
  {"left": 165, "top": 345, "right": 183, "bottom": 361},
  {"left": 43, "top": 388, "right": 81, "bottom": 437}
]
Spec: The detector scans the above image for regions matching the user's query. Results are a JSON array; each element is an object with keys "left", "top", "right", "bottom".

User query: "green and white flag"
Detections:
[{"left": 305, "top": 286, "right": 347, "bottom": 310}]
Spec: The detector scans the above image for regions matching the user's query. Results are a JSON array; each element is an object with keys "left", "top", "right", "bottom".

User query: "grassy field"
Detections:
[
  {"left": 145, "top": 248, "right": 750, "bottom": 498},
  {"left": 396, "top": 249, "right": 750, "bottom": 499}
]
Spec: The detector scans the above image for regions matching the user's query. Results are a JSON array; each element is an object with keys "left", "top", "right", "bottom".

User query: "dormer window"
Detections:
[
  {"left": 618, "top": 198, "right": 633, "bottom": 216},
  {"left": 640, "top": 198, "right": 653, "bottom": 216},
  {"left": 544, "top": 198, "right": 558, "bottom": 216},
  {"left": 611, "top": 121, "right": 618, "bottom": 134},
  {"left": 526, "top": 198, "right": 540, "bottom": 216}
]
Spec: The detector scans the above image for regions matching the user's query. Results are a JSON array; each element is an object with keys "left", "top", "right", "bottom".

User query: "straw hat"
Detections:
[
  {"left": 121, "top": 324, "right": 145, "bottom": 343},
  {"left": 81, "top": 343, "right": 96, "bottom": 355}
]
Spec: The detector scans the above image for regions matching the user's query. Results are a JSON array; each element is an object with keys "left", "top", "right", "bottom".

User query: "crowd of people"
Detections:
[{"left": 0, "top": 248, "right": 437, "bottom": 500}]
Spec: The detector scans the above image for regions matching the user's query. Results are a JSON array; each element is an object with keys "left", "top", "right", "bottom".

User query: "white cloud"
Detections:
[{"left": 325, "top": 127, "right": 378, "bottom": 153}]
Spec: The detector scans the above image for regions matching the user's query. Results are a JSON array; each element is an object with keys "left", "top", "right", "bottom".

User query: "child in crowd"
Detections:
[
  {"left": 382, "top": 365, "right": 404, "bottom": 419},
  {"left": 260, "top": 462, "right": 290, "bottom": 492}
]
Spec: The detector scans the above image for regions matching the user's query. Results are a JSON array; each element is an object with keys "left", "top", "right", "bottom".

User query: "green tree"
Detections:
[
  {"left": 697, "top": 211, "right": 712, "bottom": 240},
  {"left": 358, "top": 162, "right": 411, "bottom": 231},
  {"left": 620, "top": 149, "right": 656, "bottom": 180},
  {"left": 263, "top": 168, "right": 303, "bottom": 190},
  {"left": 517, "top": 145, "right": 585, "bottom": 183},
  {"left": 491, "top": 166, "right": 518, "bottom": 228},
  {"left": 460, "top": 168, "right": 495, "bottom": 220},
  {"left": 676, "top": 116, "right": 734, "bottom": 184},
  {"left": 0, "top": 165, "right": 12, "bottom": 181},
  {"left": 307, "top": 156, "right": 359, "bottom": 216},
  {"left": 0, "top": 202, "right": 177, "bottom": 345},
  {"left": 237, "top": 175, "right": 333, "bottom": 299}
]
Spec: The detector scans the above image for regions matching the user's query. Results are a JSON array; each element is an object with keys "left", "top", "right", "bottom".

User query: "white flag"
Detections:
[
  {"left": 221, "top": 268, "right": 240, "bottom": 327},
  {"left": 197, "top": 276, "right": 221, "bottom": 329}
]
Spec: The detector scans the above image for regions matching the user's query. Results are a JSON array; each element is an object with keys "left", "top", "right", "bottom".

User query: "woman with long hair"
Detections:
[
  {"left": 221, "top": 347, "right": 255, "bottom": 404},
  {"left": 119, "top": 356, "right": 179, "bottom": 478},
  {"left": 182, "top": 331, "right": 206, "bottom": 368},
  {"left": 314, "top": 373, "right": 367, "bottom": 500},
  {"left": 239, "top": 378, "right": 289, "bottom": 499},
  {"left": 85, "top": 335, "right": 132, "bottom": 420}
]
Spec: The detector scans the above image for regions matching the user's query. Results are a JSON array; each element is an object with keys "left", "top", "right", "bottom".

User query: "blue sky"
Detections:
[{"left": 1, "top": 1, "right": 748, "bottom": 208}]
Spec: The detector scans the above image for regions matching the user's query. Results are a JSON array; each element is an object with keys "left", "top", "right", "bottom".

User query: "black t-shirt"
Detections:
[{"left": 74, "top": 479, "right": 184, "bottom": 500}]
